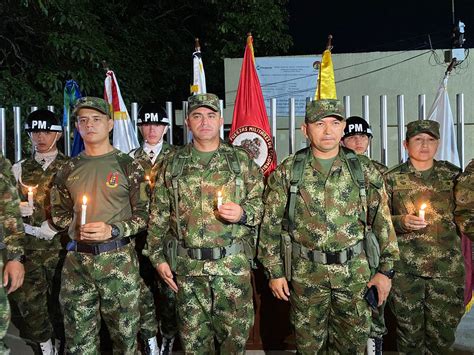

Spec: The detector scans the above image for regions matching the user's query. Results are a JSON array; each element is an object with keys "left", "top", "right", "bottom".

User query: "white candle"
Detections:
[
  {"left": 27, "top": 187, "right": 34, "bottom": 208},
  {"left": 419, "top": 203, "right": 427, "bottom": 221},
  {"left": 81, "top": 195, "right": 87, "bottom": 225},
  {"left": 217, "top": 190, "right": 223, "bottom": 209}
]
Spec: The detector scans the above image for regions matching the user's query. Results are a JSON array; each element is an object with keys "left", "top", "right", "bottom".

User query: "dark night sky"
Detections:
[{"left": 288, "top": 0, "right": 474, "bottom": 54}]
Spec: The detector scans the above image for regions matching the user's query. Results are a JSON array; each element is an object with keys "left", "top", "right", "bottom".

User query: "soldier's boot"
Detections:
[
  {"left": 366, "top": 337, "right": 383, "bottom": 355},
  {"left": 39, "top": 339, "right": 57, "bottom": 355},
  {"left": 143, "top": 336, "right": 159, "bottom": 355},
  {"left": 160, "top": 335, "right": 175, "bottom": 355}
]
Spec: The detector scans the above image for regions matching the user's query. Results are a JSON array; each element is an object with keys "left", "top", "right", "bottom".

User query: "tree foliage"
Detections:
[{"left": 0, "top": 0, "right": 292, "bottom": 108}]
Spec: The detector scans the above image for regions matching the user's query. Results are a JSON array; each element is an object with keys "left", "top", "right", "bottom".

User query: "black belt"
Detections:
[
  {"left": 66, "top": 238, "right": 131, "bottom": 255},
  {"left": 292, "top": 240, "right": 364, "bottom": 265},
  {"left": 177, "top": 241, "right": 245, "bottom": 261}
]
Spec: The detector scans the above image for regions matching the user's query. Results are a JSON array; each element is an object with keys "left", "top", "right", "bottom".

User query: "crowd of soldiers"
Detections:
[{"left": 0, "top": 92, "right": 472, "bottom": 355}]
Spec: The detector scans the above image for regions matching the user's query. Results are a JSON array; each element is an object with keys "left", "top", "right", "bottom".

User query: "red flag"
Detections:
[
  {"left": 229, "top": 34, "right": 276, "bottom": 176},
  {"left": 462, "top": 234, "right": 473, "bottom": 312}
]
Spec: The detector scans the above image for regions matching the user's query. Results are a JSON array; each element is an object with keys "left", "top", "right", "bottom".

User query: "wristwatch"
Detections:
[
  {"left": 9, "top": 255, "right": 26, "bottom": 264},
  {"left": 378, "top": 269, "right": 395, "bottom": 279},
  {"left": 110, "top": 224, "right": 120, "bottom": 239},
  {"left": 238, "top": 210, "right": 248, "bottom": 225}
]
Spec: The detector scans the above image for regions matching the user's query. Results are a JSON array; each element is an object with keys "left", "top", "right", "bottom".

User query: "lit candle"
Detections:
[
  {"left": 27, "top": 187, "right": 34, "bottom": 208},
  {"left": 217, "top": 190, "right": 223, "bottom": 209},
  {"left": 81, "top": 195, "right": 87, "bottom": 225},
  {"left": 145, "top": 175, "right": 151, "bottom": 185},
  {"left": 419, "top": 203, "right": 427, "bottom": 221}
]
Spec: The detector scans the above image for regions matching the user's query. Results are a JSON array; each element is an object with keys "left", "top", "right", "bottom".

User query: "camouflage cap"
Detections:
[
  {"left": 305, "top": 99, "right": 345, "bottom": 123},
  {"left": 72, "top": 97, "right": 110, "bottom": 117},
  {"left": 187, "top": 93, "right": 220, "bottom": 114},
  {"left": 406, "top": 119, "right": 440, "bottom": 140}
]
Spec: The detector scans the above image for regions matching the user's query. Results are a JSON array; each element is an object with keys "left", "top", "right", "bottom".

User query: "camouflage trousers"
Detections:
[
  {"left": 175, "top": 273, "right": 253, "bottom": 354},
  {"left": 9, "top": 249, "right": 65, "bottom": 343},
  {"left": 369, "top": 302, "right": 387, "bottom": 338},
  {"left": 389, "top": 272, "right": 465, "bottom": 354},
  {"left": 157, "top": 278, "right": 178, "bottom": 338},
  {"left": 60, "top": 244, "right": 140, "bottom": 355},
  {"left": 137, "top": 253, "right": 159, "bottom": 340},
  {"left": 0, "top": 260, "right": 10, "bottom": 355},
  {"left": 290, "top": 258, "right": 371, "bottom": 354}
]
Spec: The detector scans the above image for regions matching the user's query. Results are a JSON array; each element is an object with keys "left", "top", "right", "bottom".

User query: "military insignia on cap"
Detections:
[{"left": 106, "top": 172, "right": 120, "bottom": 188}]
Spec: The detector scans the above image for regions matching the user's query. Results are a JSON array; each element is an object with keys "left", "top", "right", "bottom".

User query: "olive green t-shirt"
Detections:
[
  {"left": 192, "top": 146, "right": 217, "bottom": 166},
  {"left": 315, "top": 156, "right": 337, "bottom": 176}
]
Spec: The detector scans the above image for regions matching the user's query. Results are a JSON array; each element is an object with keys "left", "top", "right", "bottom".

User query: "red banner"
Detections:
[{"left": 229, "top": 35, "right": 276, "bottom": 177}]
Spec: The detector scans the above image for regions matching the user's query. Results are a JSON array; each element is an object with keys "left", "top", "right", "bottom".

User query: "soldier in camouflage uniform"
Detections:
[
  {"left": 146, "top": 93, "right": 264, "bottom": 354},
  {"left": 259, "top": 99, "right": 399, "bottom": 354},
  {"left": 8, "top": 109, "right": 68, "bottom": 355},
  {"left": 0, "top": 154, "right": 25, "bottom": 355},
  {"left": 50, "top": 97, "right": 149, "bottom": 355},
  {"left": 455, "top": 159, "right": 474, "bottom": 241},
  {"left": 385, "top": 120, "right": 464, "bottom": 354},
  {"left": 342, "top": 115, "right": 387, "bottom": 355},
  {"left": 129, "top": 103, "right": 176, "bottom": 355}
]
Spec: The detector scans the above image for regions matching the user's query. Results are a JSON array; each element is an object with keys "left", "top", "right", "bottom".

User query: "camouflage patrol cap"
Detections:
[
  {"left": 305, "top": 99, "right": 345, "bottom": 123},
  {"left": 72, "top": 97, "right": 110, "bottom": 117},
  {"left": 406, "top": 119, "right": 440, "bottom": 140},
  {"left": 187, "top": 93, "right": 220, "bottom": 114}
]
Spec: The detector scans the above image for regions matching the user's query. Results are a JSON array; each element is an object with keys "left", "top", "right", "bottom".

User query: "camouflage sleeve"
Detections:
[
  {"left": 50, "top": 168, "right": 74, "bottom": 230},
  {"left": 454, "top": 163, "right": 474, "bottom": 240},
  {"left": 366, "top": 162, "right": 399, "bottom": 272},
  {"left": 258, "top": 162, "right": 289, "bottom": 279},
  {"left": 0, "top": 156, "right": 25, "bottom": 259},
  {"left": 147, "top": 157, "right": 171, "bottom": 266},
  {"left": 240, "top": 154, "right": 264, "bottom": 227},
  {"left": 383, "top": 171, "right": 409, "bottom": 234},
  {"left": 115, "top": 160, "right": 149, "bottom": 237}
]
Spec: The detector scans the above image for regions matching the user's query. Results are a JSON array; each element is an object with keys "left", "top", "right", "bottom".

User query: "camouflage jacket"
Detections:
[
  {"left": 147, "top": 141, "right": 264, "bottom": 276},
  {"left": 385, "top": 159, "right": 463, "bottom": 278},
  {"left": 454, "top": 159, "right": 474, "bottom": 240},
  {"left": 129, "top": 141, "right": 175, "bottom": 191},
  {"left": 51, "top": 149, "right": 149, "bottom": 242},
  {"left": 13, "top": 152, "right": 69, "bottom": 250},
  {"left": 0, "top": 155, "right": 24, "bottom": 259},
  {"left": 372, "top": 160, "right": 388, "bottom": 174},
  {"left": 259, "top": 148, "right": 399, "bottom": 280}
]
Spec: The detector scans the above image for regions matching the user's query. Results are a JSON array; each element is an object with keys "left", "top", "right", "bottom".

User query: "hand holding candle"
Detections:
[
  {"left": 81, "top": 195, "right": 87, "bottom": 225},
  {"left": 217, "top": 190, "right": 223, "bottom": 209},
  {"left": 145, "top": 175, "right": 151, "bottom": 185},
  {"left": 419, "top": 203, "right": 427, "bottom": 221},
  {"left": 28, "top": 187, "right": 34, "bottom": 208}
]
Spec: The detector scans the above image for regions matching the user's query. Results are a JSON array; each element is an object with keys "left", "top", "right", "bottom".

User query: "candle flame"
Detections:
[
  {"left": 83, "top": 195, "right": 87, "bottom": 205},
  {"left": 217, "top": 190, "right": 222, "bottom": 197},
  {"left": 28, "top": 187, "right": 33, "bottom": 193},
  {"left": 420, "top": 203, "right": 427, "bottom": 210},
  {"left": 145, "top": 175, "right": 150, "bottom": 181}
]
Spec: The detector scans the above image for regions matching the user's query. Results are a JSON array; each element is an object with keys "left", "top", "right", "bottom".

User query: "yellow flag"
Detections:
[{"left": 314, "top": 49, "right": 337, "bottom": 100}]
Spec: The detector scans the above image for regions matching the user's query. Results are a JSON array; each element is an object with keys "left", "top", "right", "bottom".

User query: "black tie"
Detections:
[{"left": 148, "top": 150, "right": 155, "bottom": 160}]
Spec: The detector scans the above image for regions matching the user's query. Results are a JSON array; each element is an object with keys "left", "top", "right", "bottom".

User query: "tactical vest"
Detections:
[{"left": 283, "top": 146, "right": 380, "bottom": 270}]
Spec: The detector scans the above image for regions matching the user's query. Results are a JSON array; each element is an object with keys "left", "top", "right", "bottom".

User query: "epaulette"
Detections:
[
  {"left": 384, "top": 162, "right": 405, "bottom": 175},
  {"left": 438, "top": 160, "right": 461, "bottom": 173}
]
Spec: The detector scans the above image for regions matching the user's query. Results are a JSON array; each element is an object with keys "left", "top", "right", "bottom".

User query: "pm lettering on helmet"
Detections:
[
  {"left": 349, "top": 123, "right": 363, "bottom": 133},
  {"left": 145, "top": 113, "right": 159, "bottom": 121},
  {"left": 32, "top": 120, "right": 47, "bottom": 130}
]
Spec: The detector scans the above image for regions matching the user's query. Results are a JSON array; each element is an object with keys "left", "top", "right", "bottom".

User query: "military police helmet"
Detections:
[
  {"left": 25, "top": 109, "right": 62, "bottom": 132},
  {"left": 137, "top": 103, "right": 169, "bottom": 126},
  {"left": 343, "top": 116, "right": 373, "bottom": 139}
]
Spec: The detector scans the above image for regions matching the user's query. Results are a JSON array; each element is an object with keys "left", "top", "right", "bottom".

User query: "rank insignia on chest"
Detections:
[{"left": 106, "top": 172, "right": 120, "bottom": 188}]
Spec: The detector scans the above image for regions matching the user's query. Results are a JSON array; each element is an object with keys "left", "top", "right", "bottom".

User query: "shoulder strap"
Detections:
[
  {"left": 225, "top": 147, "right": 244, "bottom": 239},
  {"left": 171, "top": 151, "right": 187, "bottom": 240},
  {"left": 342, "top": 147, "right": 368, "bottom": 226},
  {"left": 285, "top": 147, "right": 310, "bottom": 234}
]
